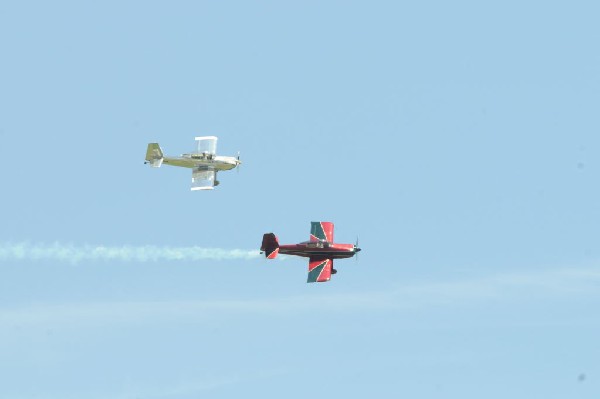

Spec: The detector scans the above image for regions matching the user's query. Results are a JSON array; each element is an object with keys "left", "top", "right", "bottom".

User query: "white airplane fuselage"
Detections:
[{"left": 162, "top": 154, "right": 240, "bottom": 171}]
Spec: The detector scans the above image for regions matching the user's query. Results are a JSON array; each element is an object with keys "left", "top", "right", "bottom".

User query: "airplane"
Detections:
[
  {"left": 144, "top": 136, "right": 241, "bottom": 190},
  {"left": 260, "top": 221, "right": 361, "bottom": 283}
]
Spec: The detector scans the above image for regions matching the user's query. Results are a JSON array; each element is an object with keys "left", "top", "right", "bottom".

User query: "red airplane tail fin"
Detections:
[{"left": 260, "top": 233, "right": 279, "bottom": 259}]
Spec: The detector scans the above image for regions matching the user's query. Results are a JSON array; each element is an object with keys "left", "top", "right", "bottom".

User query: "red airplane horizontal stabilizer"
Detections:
[{"left": 267, "top": 247, "right": 279, "bottom": 259}]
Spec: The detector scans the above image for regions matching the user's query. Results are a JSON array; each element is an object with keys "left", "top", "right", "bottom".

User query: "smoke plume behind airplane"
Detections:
[{"left": 0, "top": 242, "right": 261, "bottom": 263}]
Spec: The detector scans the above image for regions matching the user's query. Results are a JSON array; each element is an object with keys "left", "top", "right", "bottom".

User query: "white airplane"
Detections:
[{"left": 145, "top": 136, "right": 241, "bottom": 190}]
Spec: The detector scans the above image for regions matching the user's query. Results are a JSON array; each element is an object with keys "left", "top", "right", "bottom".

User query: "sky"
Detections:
[{"left": 1, "top": 1, "right": 599, "bottom": 398}]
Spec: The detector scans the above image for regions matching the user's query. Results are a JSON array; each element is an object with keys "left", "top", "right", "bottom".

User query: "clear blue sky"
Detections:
[{"left": 1, "top": 1, "right": 599, "bottom": 398}]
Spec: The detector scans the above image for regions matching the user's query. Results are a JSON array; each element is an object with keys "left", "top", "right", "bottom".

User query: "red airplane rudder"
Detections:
[{"left": 261, "top": 233, "right": 280, "bottom": 259}]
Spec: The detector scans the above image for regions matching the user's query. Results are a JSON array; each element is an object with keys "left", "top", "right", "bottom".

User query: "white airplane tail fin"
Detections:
[{"left": 145, "top": 143, "right": 164, "bottom": 167}]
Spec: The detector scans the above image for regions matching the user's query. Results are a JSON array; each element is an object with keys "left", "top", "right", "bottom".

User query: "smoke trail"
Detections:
[{"left": 0, "top": 242, "right": 261, "bottom": 263}]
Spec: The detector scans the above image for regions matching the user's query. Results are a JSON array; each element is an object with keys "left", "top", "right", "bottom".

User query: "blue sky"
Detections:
[{"left": 1, "top": 1, "right": 599, "bottom": 398}]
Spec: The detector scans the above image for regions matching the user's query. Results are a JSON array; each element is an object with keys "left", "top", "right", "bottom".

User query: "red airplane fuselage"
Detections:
[{"left": 277, "top": 241, "right": 358, "bottom": 259}]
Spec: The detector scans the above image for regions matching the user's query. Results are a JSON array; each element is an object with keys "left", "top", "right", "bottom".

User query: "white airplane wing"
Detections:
[
  {"left": 191, "top": 167, "right": 216, "bottom": 191},
  {"left": 194, "top": 136, "right": 218, "bottom": 156}
]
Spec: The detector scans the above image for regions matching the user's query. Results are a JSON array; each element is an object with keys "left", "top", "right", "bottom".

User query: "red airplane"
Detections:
[{"left": 260, "top": 221, "right": 361, "bottom": 283}]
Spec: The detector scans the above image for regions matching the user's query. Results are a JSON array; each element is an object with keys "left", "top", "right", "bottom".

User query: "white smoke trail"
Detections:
[{"left": 0, "top": 242, "right": 261, "bottom": 263}]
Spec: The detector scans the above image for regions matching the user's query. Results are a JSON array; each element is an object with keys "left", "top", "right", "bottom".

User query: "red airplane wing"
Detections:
[
  {"left": 307, "top": 257, "right": 333, "bottom": 283},
  {"left": 310, "top": 221, "right": 334, "bottom": 243}
]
